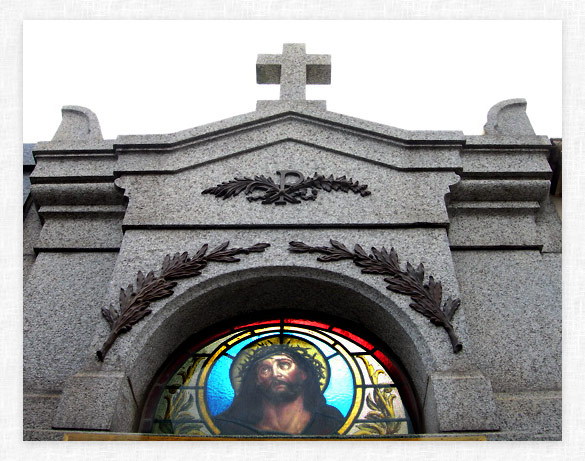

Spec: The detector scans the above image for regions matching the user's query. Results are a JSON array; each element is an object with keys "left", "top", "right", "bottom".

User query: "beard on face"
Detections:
[{"left": 259, "top": 377, "right": 304, "bottom": 404}]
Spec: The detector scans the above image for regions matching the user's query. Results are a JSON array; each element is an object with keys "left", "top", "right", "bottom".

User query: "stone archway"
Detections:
[
  {"left": 53, "top": 266, "right": 498, "bottom": 435},
  {"left": 124, "top": 266, "right": 433, "bottom": 405}
]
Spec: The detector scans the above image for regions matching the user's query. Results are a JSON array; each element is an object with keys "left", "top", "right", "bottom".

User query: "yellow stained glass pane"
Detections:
[
  {"left": 355, "top": 387, "right": 407, "bottom": 421},
  {"left": 253, "top": 326, "right": 280, "bottom": 333},
  {"left": 198, "top": 331, "right": 240, "bottom": 354},
  {"left": 355, "top": 355, "right": 395, "bottom": 386},
  {"left": 227, "top": 331, "right": 251, "bottom": 345},
  {"left": 198, "top": 388, "right": 220, "bottom": 435},
  {"left": 338, "top": 386, "right": 362, "bottom": 434}
]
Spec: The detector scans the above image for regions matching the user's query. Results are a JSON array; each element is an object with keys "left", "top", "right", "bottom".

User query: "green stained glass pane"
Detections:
[
  {"left": 154, "top": 389, "right": 171, "bottom": 421},
  {"left": 165, "top": 356, "right": 205, "bottom": 389},
  {"left": 158, "top": 389, "right": 198, "bottom": 420},
  {"left": 152, "top": 420, "right": 173, "bottom": 435}
]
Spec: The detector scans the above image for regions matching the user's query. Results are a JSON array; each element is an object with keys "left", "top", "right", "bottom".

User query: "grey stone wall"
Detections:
[
  {"left": 23, "top": 85, "right": 560, "bottom": 440},
  {"left": 23, "top": 252, "right": 118, "bottom": 439},
  {"left": 452, "top": 250, "right": 561, "bottom": 439},
  {"left": 23, "top": 202, "right": 41, "bottom": 281}
]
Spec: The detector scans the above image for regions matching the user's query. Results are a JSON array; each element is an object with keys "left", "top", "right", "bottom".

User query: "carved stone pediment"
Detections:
[
  {"left": 114, "top": 113, "right": 464, "bottom": 174},
  {"left": 114, "top": 138, "right": 459, "bottom": 228}
]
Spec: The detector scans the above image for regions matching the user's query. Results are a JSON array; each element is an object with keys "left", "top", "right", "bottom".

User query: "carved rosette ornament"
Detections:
[
  {"left": 202, "top": 170, "right": 370, "bottom": 205},
  {"left": 288, "top": 240, "right": 462, "bottom": 353},
  {"left": 97, "top": 242, "right": 270, "bottom": 361}
]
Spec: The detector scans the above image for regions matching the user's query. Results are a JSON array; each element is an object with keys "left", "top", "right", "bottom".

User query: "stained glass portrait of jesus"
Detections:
[{"left": 141, "top": 318, "right": 418, "bottom": 438}]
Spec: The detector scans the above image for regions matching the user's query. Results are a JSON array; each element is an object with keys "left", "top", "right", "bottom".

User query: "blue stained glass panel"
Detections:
[
  {"left": 147, "top": 318, "right": 415, "bottom": 436},
  {"left": 323, "top": 355, "right": 353, "bottom": 417},
  {"left": 206, "top": 355, "right": 235, "bottom": 416}
]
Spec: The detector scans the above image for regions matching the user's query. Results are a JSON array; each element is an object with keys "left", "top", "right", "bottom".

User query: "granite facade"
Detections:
[{"left": 23, "top": 44, "right": 561, "bottom": 441}]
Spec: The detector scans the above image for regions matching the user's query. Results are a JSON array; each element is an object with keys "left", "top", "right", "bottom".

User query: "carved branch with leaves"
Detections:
[
  {"left": 202, "top": 172, "right": 370, "bottom": 205},
  {"left": 97, "top": 241, "right": 270, "bottom": 361},
  {"left": 288, "top": 240, "right": 462, "bottom": 353}
]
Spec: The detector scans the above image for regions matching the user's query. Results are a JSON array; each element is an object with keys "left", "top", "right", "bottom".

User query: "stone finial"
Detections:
[
  {"left": 51, "top": 105, "right": 104, "bottom": 142},
  {"left": 483, "top": 99, "right": 536, "bottom": 136},
  {"left": 256, "top": 44, "right": 331, "bottom": 101}
]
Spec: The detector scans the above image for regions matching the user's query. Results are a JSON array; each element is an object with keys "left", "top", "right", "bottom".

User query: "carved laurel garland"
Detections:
[
  {"left": 288, "top": 240, "right": 462, "bottom": 353},
  {"left": 202, "top": 172, "right": 371, "bottom": 205},
  {"left": 97, "top": 242, "right": 270, "bottom": 361}
]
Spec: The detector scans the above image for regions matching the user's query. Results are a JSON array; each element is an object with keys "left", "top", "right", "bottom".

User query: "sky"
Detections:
[{"left": 23, "top": 20, "right": 561, "bottom": 142}]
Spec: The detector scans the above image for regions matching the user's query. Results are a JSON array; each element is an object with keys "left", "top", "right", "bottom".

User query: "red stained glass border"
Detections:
[
  {"left": 284, "top": 318, "right": 330, "bottom": 329},
  {"left": 232, "top": 319, "right": 279, "bottom": 330},
  {"left": 332, "top": 327, "right": 374, "bottom": 350}
]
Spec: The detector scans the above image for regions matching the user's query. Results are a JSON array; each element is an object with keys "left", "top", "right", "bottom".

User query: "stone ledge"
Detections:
[
  {"left": 30, "top": 183, "right": 123, "bottom": 207},
  {"left": 256, "top": 100, "right": 327, "bottom": 111},
  {"left": 459, "top": 149, "right": 551, "bottom": 178},
  {"left": 115, "top": 107, "right": 465, "bottom": 147},
  {"left": 449, "top": 201, "right": 540, "bottom": 210},
  {"left": 23, "top": 393, "right": 61, "bottom": 430},
  {"left": 484, "top": 431, "right": 561, "bottom": 441},
  {"left": 38, "top": 205, "right": 127, "bottom": 218},
  {"left": 36, "top": 215, "right": 123, "bottom": 249},
  {"left": 23, "top": 429, "right": 67, "bottom": 441},
  {"left": 448, "top": 210, "right": 540, "bottom": 248},
  {"left": 495, "top": 390, "right": 561, "bottom": 434},
  {"left": 449, "top": 178, "right": 550, "bottom": 202},
  {"left": 465, "top": 135, "right": 551, "bottom": 146}
]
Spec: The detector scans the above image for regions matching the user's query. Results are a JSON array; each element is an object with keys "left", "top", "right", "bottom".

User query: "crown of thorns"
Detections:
[{"left": 236, "top": 342, "right": 326, "bottom": 383}]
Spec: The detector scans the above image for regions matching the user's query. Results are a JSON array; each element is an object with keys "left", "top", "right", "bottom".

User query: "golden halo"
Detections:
[{"left": 229, "top": 335, "right": 329, "bottom": 394}]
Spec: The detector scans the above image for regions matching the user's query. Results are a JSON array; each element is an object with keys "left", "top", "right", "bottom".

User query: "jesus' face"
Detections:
[{"left": 255, "top": 353, "right": 307, "bottom": 402}]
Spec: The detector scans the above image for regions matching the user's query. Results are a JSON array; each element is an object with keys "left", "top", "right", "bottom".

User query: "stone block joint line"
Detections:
[{"left": 288, "top": 240, "right": 462, "bottom": 353}]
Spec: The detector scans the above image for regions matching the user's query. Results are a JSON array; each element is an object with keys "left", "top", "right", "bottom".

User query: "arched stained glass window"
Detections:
[{"left": 140, "top": 317, "right": 419, "bottom": 438}]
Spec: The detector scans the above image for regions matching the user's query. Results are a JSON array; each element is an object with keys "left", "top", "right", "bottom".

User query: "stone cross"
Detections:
[{"left": 256, "top": 43, "right": 331, "bottom": 101}]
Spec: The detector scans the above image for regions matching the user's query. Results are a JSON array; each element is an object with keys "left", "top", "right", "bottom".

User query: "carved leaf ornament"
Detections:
[
  {"left": 288, "top": 240, "right": 462, "bottom": 353},
  {"left": 97, "top": 242, "right": 270, "bottom": 361},
  {"left": 98, "top": 239, "right": 461, "bottom": 359},
  {"left": 202, "top": 170, "right": 371, "bottom": 205}
]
